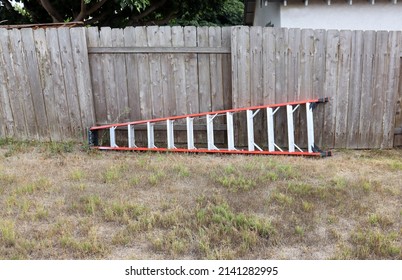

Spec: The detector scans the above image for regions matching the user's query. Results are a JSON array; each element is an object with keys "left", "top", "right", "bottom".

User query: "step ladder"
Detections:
[{"left": 88, "top": 98, "right": 331, "bottom": 157}]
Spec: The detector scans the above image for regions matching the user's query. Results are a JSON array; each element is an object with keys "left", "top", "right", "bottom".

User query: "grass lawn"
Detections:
[{"left": 0, "top": 139, "right": 401, "bottom": 260}]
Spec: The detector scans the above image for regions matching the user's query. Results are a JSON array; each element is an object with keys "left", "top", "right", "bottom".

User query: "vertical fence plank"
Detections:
[
  {"left": 135, "top": 27, "right": 152, "bottom": 119},
  {"left": 334, "top": 30, "right": 352, "bottom": 148},
  {"left": 221, "top": 27, "right": 232, "bottom": 110},
  {"left": 209, "top": 26, "right": 225, "bottom": 111},
  {"left": 146, "top": 26, "right": 163, "bottom": 118},
  {"left": 312, "top": 29, "right": 326, "bottom": 148},
  {"left": 22, "top": 28, "right": 49, "bottom": 140},
  {"left": 370, "top": 31, "right": 388, "bottom": 148},
  {"left": 197, "top": 27, "right": 212, "bottom": 113},
  {"left": 172, "top": 26, "right": 187, "bottom": 116},
  {"left": 359, "top": 31, "right": 376, "bottom": 148},
  {"left": 8, "top": 29, "right": 36, "bottom": 139},
  {"left": 70, "top": 27, "right": 95, "bottom": 134},
  {"left": 295, "top": 29, "right": 314, "bottom": 147},
  {"left": 346, "top": 30, "right": 363, "bottom": 149},
  {"left": 99, "top": 27, "right": 118, "bottom": 123},
  {"left": 184, "top": 26, "right": 199, "bottom": 114},
  {"left": 112, "top": 28, "right": 129, "bottom": 122},
  {"left": 1, "top": 29, "right": 27, "bottom": 138},
  {"left": 123, "top": 27, "right": 141, "bottom": 122},
  {"left": 249, "top": 26, "right": 264, "bottom": 147},
  {"left": 160, "top": 26, "right": 175, "bottom": 117},
  {"left": 0, "top": 29, "right": 15, "bottom": 137},
  {"left": 263, "top": 28, "right": 276, "bottom": 104},
  {"left": 34, "top": 28, "right": 61, "bottom": 141},
  {"left": 382, "top": 31, "right": 401, "bottom": 148},
  {"left": 46, "top": 28, "right": 71, "bottom": 139},
  {"left": 395, "top": 58, "right": 402, "bottom": 147},
  {"left": 87, "top": 27, "right": 107, "bottom": 124},
  {"left": 59, "top": 27, "right": 83, "bottom": 136},
  {"left": 274, "top": 28, "right": 288, "bottom": 148},
  {"left": 322, "top": 30, "right": 340, "bottom": 148},
  {"left": 384, "top": 32, "right": 397, "bottom": 148},
  {"left": 286, "top": 28, "right": 304, "bottom": 147},
  {"left": 231, "top": 26, "right": 250, "bottom": 147}
]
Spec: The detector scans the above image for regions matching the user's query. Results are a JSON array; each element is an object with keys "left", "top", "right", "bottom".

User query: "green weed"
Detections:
[
  {"left": 0, "top": 220, "right": 16, "bottom": 247},
  {"left": 389, "top": 160, "right": 402, "bottom": 171},
  {"left": 270, "top": 192, "right": 293, "bottom": 206},
  {"left": 75, "top": 195, "right": 103, "bottom": 216},
  {"left": 70, "top": 170, "right": 85, "bottom": 181},
  {"left": 148, "top": 171, "right": 165, "bottom": 186},
  {"left": 368, "top": 213, "right": 393, "bottom": 228},
  {"left": 294, "top": 225, "right": 304, "bottom": 237},
  {"left": 103, "top": 201, "right": 146, "bottom": 224},
  {"left": 348, "top": 230, "right": 401, "bottom": 259},
  {"left": 0, "top": 172, "right": 16, "bottom": 186},
  {"left": 215, "top": 174, "right": 256, "bottom": 192},
  {"left": 173, "top": 164, "right": 190, "bottom": 178},
  {"left": 103, "top": 166, "right": 120, "bottom": 183}
]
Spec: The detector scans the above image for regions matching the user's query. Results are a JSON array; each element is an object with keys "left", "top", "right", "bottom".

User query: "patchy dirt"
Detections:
[{"left": 0, "top": 143, "right": 401, "bottom": 260}]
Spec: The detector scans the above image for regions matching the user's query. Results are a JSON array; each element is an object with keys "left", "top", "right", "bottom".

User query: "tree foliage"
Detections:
[{"left": 0, "top": 0, "right": 244, "bottom": 27}]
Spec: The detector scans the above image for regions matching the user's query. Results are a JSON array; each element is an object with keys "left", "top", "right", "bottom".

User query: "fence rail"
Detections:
[{"left": 0, "top": 26, "right": 401, "bottom": 148}]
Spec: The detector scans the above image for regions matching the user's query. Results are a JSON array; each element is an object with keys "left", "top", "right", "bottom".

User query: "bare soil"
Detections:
[{"left": 0, "top": 142, "right": 401, "bottom": 260}]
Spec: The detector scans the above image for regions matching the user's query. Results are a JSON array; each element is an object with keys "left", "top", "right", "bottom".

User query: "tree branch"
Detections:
[
  {"left": 74, "top": 0, "right": 87, "bottom": 22},
  {"left": 128, "top": 0, "right": 168, "bottom": 24},
  {"left": 87, "top": 0, "right": 110, "bottom": 15},
  {"left": 2, "top": 0, "right": 14, "bottom": 11},
  {"left": 38, "top": 0, "right": 63, "bottom": 22},
  {"left": 142, "top": 10, "right": 177, "bottom": 26},
  {"left": 84, "top": 7, "right": 113, "bottom": 26}
]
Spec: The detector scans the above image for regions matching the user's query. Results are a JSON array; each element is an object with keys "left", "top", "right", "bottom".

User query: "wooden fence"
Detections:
[
  {"left": 232, "top": 27, "right": 402, "bottom": 149},
  {"left": 0, "top": 26, "right": 401, "bottom": 148},
  {"left": 0, "top": 27, "right": 94, "bottom": 141}
]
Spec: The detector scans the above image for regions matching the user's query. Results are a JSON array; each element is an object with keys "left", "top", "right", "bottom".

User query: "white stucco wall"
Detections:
[
  {"left": 280, "top": 2, "right": 402, "bottom": 31},
  {"left": 253, "top": 3, "right": 281, "bottom": 27}
]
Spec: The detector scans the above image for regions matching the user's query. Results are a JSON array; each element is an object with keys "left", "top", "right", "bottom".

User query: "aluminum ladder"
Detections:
[{"left": 88, "top": 98, "right": 331, "bottom": 157}]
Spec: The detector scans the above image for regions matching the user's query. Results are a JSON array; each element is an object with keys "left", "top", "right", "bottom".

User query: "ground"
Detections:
[{"left": 0, "top": 140, "right": 401, "bottom": 260}]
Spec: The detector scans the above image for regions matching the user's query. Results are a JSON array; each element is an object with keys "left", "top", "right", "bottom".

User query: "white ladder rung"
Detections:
[
  {"left": 207, "top": 114, "right": 218, "bottom": 150},
  {"left": 110, "top": 126, "right": 118, "bottom": 148},
  {"left": 128, "top": 124, "right": 137, "bottom": 148},
  {"left": 186, "top": 117, "right": 196, "bottom": 150},
  {"left": 247, "top": 109, "right": 261, "bottom": 151},
  {"left": 167, "top": 119, "right": 176, "bottom": 149},
  {"left": 147, "top": 122, "right": 156, "bottom": 148},
  {"left": 287, "top": 105, "right": 295, "bottom": 153},
  {"left": 267, "top": 107, "right": 275, "bottom": 152},
  {"left": 226, "top": 112, "right": 236, "bottom": 151}
]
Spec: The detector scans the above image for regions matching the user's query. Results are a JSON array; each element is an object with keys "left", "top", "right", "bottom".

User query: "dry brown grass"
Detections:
[{"left": 0, "top": 139, "right": 401, "bottom": 260}]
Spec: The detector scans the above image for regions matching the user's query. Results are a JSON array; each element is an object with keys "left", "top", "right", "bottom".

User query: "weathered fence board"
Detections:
[
  {"left": 22, "top": 28, "right": 50, "bottom": 140},
  {"left": 346, "top": 30, "right": 363, "bottom": 149}
]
